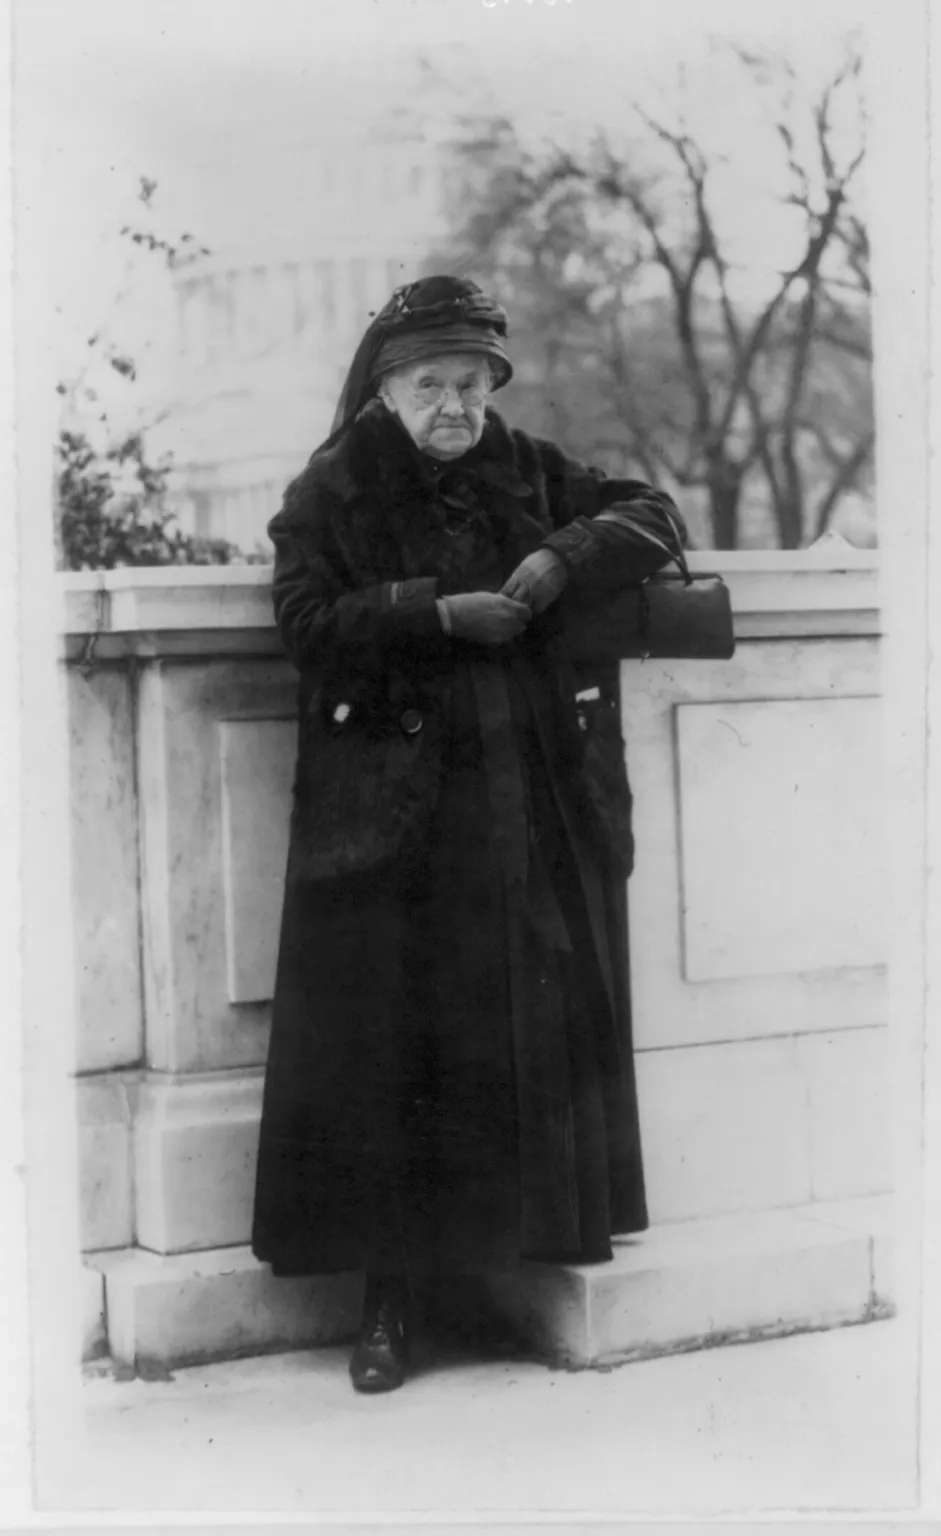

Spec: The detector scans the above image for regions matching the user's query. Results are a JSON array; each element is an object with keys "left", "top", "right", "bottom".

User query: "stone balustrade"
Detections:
[{"left": 65, "top": 552, "right": 892, "bottom": 1370}]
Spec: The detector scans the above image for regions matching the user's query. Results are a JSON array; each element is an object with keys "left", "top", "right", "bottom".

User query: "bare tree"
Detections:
[{"left": 434, "top": 43, "right": 872, "bottom": 548}]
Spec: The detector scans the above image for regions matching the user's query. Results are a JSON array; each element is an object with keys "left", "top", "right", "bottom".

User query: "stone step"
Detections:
[
  {"left": 84, "top": 1194, "right": 892, "bottom": 1373},
  {"left": 485, "top": 1195, "right": 893, "bottom": 1367},
  {"left": 85, "top": 1245, "right": 362, "bottom": 1372}
]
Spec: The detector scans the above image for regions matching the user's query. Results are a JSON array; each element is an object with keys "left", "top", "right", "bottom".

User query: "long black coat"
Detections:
[{"left": 251, "top": 401, "right": 684, "bottom": 1279}]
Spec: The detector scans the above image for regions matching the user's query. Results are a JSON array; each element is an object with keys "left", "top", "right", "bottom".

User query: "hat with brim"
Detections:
[
  {"left": 370, "top": 324, "right": 512, "bottom": 390},
  {"left": 329, "top": 276, "right": 513, "bottom": 435}
]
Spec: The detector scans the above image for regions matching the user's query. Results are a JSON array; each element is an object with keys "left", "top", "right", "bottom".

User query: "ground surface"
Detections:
[{"left": 45, "top": 1316, "right": 917, "bottom": 1518}]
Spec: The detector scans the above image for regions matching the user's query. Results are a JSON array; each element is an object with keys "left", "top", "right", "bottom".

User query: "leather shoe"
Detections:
[{"left": 349, "top": 1275, "right": 410, "bottom": 1394}]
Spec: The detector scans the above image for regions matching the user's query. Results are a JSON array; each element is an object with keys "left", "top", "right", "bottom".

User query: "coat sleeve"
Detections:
[
  {"left": 534, "top": 440, "right": 688, "bottom": 592},
  {"left": 267, "top": 469, "right": 448, "bottom": 674}
]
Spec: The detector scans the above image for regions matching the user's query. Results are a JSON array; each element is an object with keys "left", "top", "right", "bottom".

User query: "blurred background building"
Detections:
[
  {"left": 158, "top": 131, "right": 449, "bottom": 552},
  {"left": 25, "top": 0, "right": 876, "bottom": 563}
]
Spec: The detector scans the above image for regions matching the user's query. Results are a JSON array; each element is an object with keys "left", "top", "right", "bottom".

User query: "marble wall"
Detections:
[{"left": 67, "top": 557, "right": 889, "bottom": 1268}]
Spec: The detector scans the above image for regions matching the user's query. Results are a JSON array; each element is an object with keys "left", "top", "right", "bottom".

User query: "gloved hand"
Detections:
[
  {"left": 438, "top": 591, "right": 532, "bottom": 644},
  {"left": 500, "top": 548, "right": 568, "bottom": 615}
]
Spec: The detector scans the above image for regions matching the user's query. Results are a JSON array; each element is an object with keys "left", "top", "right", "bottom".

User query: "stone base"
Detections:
[
  {"left": 81, "top": 1264, "right": 107, "bottom": 1361},
  {"left": 86, "top": 1246, "right": 362, "bottom": 1371},
  {"left": 84, "top": 1195, "right": 891, "bottom": 1373},
  {"left": 486, "top": 1195, "right": 893, "bottom": 1367}
]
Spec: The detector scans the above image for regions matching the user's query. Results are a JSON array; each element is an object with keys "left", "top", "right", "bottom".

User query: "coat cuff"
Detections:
[
  {"left": 383, "top": 576, "right": 444, "bottom": 640},
  {"left": 542, "top": 519, "right": 606, "bottom": 586}
]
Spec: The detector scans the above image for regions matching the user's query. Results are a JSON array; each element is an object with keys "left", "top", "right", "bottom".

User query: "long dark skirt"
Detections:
[{"left": 251, "top": 668, "right": 647, "bottom": 1279}]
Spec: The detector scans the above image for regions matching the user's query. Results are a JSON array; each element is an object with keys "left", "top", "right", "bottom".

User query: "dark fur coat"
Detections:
[{"left": 251, "top": 401, "right": 685, "bottom": 1278}]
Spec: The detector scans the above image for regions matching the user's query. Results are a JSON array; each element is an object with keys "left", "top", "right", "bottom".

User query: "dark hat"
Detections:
[{"left": 331, "top": 275, "right": 513, "bottom": 433}]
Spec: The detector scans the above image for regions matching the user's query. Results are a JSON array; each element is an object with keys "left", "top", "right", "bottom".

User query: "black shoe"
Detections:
[{"left": 349, "top": 1275, "right": 411, "bottom": 1394}]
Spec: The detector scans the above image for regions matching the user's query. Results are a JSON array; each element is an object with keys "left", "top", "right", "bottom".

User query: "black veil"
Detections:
[{"left": 329, "top": 277, "right": 512, "bottom": 436}]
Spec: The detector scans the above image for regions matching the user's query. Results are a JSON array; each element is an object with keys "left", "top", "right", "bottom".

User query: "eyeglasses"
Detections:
[{"left": 410, "top": 377, "right": 491, "bottom": 407}]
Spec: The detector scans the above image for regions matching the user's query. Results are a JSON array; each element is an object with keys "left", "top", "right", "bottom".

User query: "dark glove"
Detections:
[
  {"left": 501, "top": 548, "right": 568, "bottom": 615},
  {"left": 438, "top": 591, "right": 532, "bottom": 644}
]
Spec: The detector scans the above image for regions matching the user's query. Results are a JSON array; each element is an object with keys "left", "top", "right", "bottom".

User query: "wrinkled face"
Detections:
[{"left": 378, "top": 352, "right": 494, "bottom": 460}]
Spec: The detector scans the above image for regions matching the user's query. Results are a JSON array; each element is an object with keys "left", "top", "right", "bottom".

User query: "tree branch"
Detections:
[
  {"left": 802, "top": 417, "right": 844, "bottom": 468},
  {"left": 812, "top": 427, "right": 875, "bottom": 539},
  {"left": 603, "top": 130, "right": 715, "bottom": 443},
  {"left": 605, "top": 330, "right": 698, "bottom": 485}
]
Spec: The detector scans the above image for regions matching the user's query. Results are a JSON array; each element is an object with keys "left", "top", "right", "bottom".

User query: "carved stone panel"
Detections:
[
  {"left": 676, "top": 695, "right": 885, "bottom": 981},
  {"left": 136, "top": 657, "right": 297, "bottom": 1074},
  {"left": 622, "top": 637, "right": 885, "bottom": 1052}
]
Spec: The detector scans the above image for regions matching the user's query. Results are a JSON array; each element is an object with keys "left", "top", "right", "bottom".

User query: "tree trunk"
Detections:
[
  {"left": 706, "top": 453, "right": 743, "bottom": 549},
  {"left": 773, "top": 448, "right": 805, "bottom": 549},
  {"left": 774, "top": 495, "right": 804, "bottom": 549}
]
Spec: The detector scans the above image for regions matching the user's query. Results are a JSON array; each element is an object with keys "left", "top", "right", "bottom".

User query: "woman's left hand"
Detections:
[{"left": 501, "top": 549, "right": 568, "bottom": 615}]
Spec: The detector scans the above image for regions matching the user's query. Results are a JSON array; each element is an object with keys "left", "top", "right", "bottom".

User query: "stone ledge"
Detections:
[
  {"left": 83, "top": 1195, "right": 891, "bottom": 1371},
  {"left": 60, "top": 553, "right": 881, "bottom": 656},
  {"left": 485, "top": 1195, "right": 892, "bottom": 1367}
]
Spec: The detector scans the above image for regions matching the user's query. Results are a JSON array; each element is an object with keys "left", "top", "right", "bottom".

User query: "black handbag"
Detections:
[
  {"left": 288, "top": 680, "right": 444, "bottom": 884},
  {"left": 563, "top": 512, "right": 735, "bottom": 667}
]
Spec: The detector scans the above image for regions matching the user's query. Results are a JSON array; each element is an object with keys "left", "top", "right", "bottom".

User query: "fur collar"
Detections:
[
  {"left": 284, "top": 398, "right": 554, "bottom": 580},
  {"left": 317, "top": 398, "right": 537, "bottom": 507}
]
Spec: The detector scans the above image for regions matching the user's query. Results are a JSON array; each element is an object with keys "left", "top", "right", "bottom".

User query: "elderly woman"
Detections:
[{"left": 251, "top": 275, "right": 686, "bottom": 1393}]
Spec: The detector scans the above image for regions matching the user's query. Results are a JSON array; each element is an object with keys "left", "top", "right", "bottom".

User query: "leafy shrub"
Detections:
[{"left": 56, "top": 427, "right": 236, "bottom": 570}]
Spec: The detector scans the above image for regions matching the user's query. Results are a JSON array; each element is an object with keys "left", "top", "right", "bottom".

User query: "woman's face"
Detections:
[{"left": 379, "top": 353, "right": 494, "bottom": 460}]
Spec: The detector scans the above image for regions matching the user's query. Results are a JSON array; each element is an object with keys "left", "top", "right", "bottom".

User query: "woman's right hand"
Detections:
[{"left": 439, "top": 591, "right": 532, "bottom": 644}]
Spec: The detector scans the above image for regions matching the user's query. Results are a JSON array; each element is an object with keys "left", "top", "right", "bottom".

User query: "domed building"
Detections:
[{"left": 152, "top": 127, "right": 449, "bottom": 553}]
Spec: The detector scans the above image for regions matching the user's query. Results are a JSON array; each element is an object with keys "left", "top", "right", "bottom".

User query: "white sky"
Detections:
[{"left": 13, "top": 0, "right": 877, "bottom": 387}]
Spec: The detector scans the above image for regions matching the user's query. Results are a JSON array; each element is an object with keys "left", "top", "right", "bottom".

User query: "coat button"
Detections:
[{"left": 400, "top": 709, "right": 423, "bottom": 737}]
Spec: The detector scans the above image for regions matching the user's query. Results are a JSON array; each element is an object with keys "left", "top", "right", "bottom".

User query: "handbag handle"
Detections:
[
  {"left": 628, "top": 508, "right": 692, "bottom": 585},
  {"left": 596, "top": 503, "right": 691, "bottom": 583},
  {"left": 603, "top": 506, "right": 691, "bottom": 662}
]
